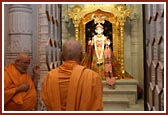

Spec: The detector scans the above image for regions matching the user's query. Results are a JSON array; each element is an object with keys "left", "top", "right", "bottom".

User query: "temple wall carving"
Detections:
[{"left": 5, "top": 4, "right": 33, "bottom": 72}]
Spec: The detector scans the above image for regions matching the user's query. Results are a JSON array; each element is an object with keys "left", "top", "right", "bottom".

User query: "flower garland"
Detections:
[{"left": 93, "top": 35, "right": 106, "bottom": 64}]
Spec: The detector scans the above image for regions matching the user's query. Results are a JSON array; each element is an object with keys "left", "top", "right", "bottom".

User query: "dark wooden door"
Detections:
[{"left": 143, "top": 4, "right": 164, "bottom": 111}]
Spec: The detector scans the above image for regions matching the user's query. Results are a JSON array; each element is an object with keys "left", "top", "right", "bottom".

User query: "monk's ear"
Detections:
[
  {"left": 15, "top": 59, "right": 18, "bottom": 63},
  {"left": 80, "top": 52, "right": 83, "bottom": 61},
  {"left": 15, "top": 59, "right": 21, "bottom": 65}
]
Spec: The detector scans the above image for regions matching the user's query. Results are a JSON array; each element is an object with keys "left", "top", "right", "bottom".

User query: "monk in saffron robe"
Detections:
[
  {"left": 4, "top": 53, "right": 38, "bottom": 111},
  {"left": 41, "top": 40, "right": 103, "bottom": 111}
]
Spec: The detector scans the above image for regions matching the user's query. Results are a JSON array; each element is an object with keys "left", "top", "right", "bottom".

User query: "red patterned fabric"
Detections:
[{"left": 81, "top": 45, "right": 134, "bottom": 80}]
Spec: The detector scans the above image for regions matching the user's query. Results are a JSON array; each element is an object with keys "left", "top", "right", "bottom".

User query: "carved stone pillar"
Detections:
[
  {"left": 129, "top": 5, "right": 144, "bottom": 83},
  {"left": 37, "top": 4, "right": 48, "bottom": 111},
  {"left": 38, "top": 4, "right": 48, "bottom": 85},
  {"left": 38, "top": 4, "right": 62, "bottom": 111},
  {"left": 6, "top": 4, "right": 32, "bottom": 65}
]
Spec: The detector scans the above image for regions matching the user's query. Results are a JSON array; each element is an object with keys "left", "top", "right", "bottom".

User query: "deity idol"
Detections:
[{"left": 81, "top": 23, "right": 133, "bottom": 86}]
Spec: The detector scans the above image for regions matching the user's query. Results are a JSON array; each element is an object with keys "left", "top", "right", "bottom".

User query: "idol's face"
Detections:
[{"left": 96, "top": 28, "right": 103, "bottom": 34}]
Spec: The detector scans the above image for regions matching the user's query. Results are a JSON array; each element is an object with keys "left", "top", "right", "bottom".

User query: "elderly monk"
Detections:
[
  {"left": 4, "top": 53, "right": 38, "bottom": 111},
  {"left": 41, "top": 40, "right": 103, "bottom": 111}
]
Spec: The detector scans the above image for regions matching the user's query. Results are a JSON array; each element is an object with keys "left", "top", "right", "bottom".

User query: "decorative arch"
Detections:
[
  {"left": 65, "top": 4, "right": 134, "bottom": 74},
  {"left": 79, "top": 9, "right": 118, "bottom": 57}
]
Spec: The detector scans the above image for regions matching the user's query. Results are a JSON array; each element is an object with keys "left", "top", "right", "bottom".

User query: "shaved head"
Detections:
[
  {"left": 16, "top": 53, "right": 30, "bottom": 62},
  {"left": 62, "top": 40, "right": 83, "bottom": 63},
  {"left": 15, "top": 53, "right": 30, "bottom": 73}
]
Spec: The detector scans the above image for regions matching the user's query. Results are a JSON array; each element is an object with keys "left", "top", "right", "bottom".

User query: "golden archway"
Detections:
[{"left": 65, "top": 4, "right": 134, "bottom": 74}]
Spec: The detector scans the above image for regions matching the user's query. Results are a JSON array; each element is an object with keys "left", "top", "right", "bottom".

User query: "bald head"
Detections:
[
  {"left": 16, "top": 53, "right": 30, "bottom": 62},
  {"left": 15, "top": 53, "right": 30, "bottom": 73},
  {"left": 62, "top": 40, "right": 83, "bottom": 63}
]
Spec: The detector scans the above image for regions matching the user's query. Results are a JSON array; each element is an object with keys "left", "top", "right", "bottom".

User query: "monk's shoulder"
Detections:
[
  {"left": 76, "top": 65, "right": 97, "bottom": 76},
  {"left": 47, "top": 68, "right": 59, "bottom": 78},
  {"left": 84, "top": 68, "right": 99, "bottom": 78},
  {"left": 84, "top": 68, "right": 96, "bottom": 74},
  {"left": 4, "top": 63, "right": 14, "bottom": 71}
]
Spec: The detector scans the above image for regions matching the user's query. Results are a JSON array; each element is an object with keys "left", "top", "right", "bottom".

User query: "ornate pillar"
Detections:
[
  {"left": 65, "top": 5, "right": 82, "bottom": 41},
  {"left": 130, "top": 14, "right": 139, "bottom": 79},
  {"left": 120, "top": 22, "right": 125, "bottom": 75},
  {"left": 38, "top": 4, "right": 62, "bottom": 110},
  {"left": 112, "top": 22, "right": 120, "bottom": 60},
  {"left": 6, "top": 4, "right": 32, "bottom": 65},
  {"left": 38, "top": 4, "right": 48, "bottom": 85},
  {"left": 115, "top": 4, "right": 134, "bottom": 78}
]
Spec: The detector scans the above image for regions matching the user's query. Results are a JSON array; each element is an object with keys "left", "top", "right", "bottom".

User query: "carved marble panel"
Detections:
[{"left": 10, "top": 35, "right": 32, "bottom": 52}]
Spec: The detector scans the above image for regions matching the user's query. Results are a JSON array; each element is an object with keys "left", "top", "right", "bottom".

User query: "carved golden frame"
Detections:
[
  {"left": 79, "top": 9, "right": 120, "bottom": 58},
  {"left": 65, "top": 4, "right": 134, "bottom": 74}
]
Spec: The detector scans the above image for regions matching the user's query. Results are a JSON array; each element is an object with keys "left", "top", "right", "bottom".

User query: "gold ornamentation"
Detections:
[
  {"left": 114, "top": 4, "right": 134, "bottom": 75},
  {"left": 92, "top": 13, "right": 106, "bottom": 24},
  {"left": 65, "top": 4, "right": 134, "bottom": 79}
]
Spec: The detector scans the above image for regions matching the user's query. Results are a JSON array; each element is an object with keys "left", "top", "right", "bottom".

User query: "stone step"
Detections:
[
  {"left": 103, "top": 96, "right": 129, "bottom": 109},
  {"left": 102, "top": 79, "right": 138, "bottom": 90},
  {"left": 103, "top": 85, "right": 137, "bottom": 105},
  {"left": 102, "top": 79, "right": 138, "bottom": 105}
]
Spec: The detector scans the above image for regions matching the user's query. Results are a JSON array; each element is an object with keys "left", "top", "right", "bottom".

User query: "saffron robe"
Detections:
[
  {"left": 4, "top": 64, "right": 37, "bottom": 111},
  {"left": 41, "top": 61, "right": 103, "bottom": 111}
]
